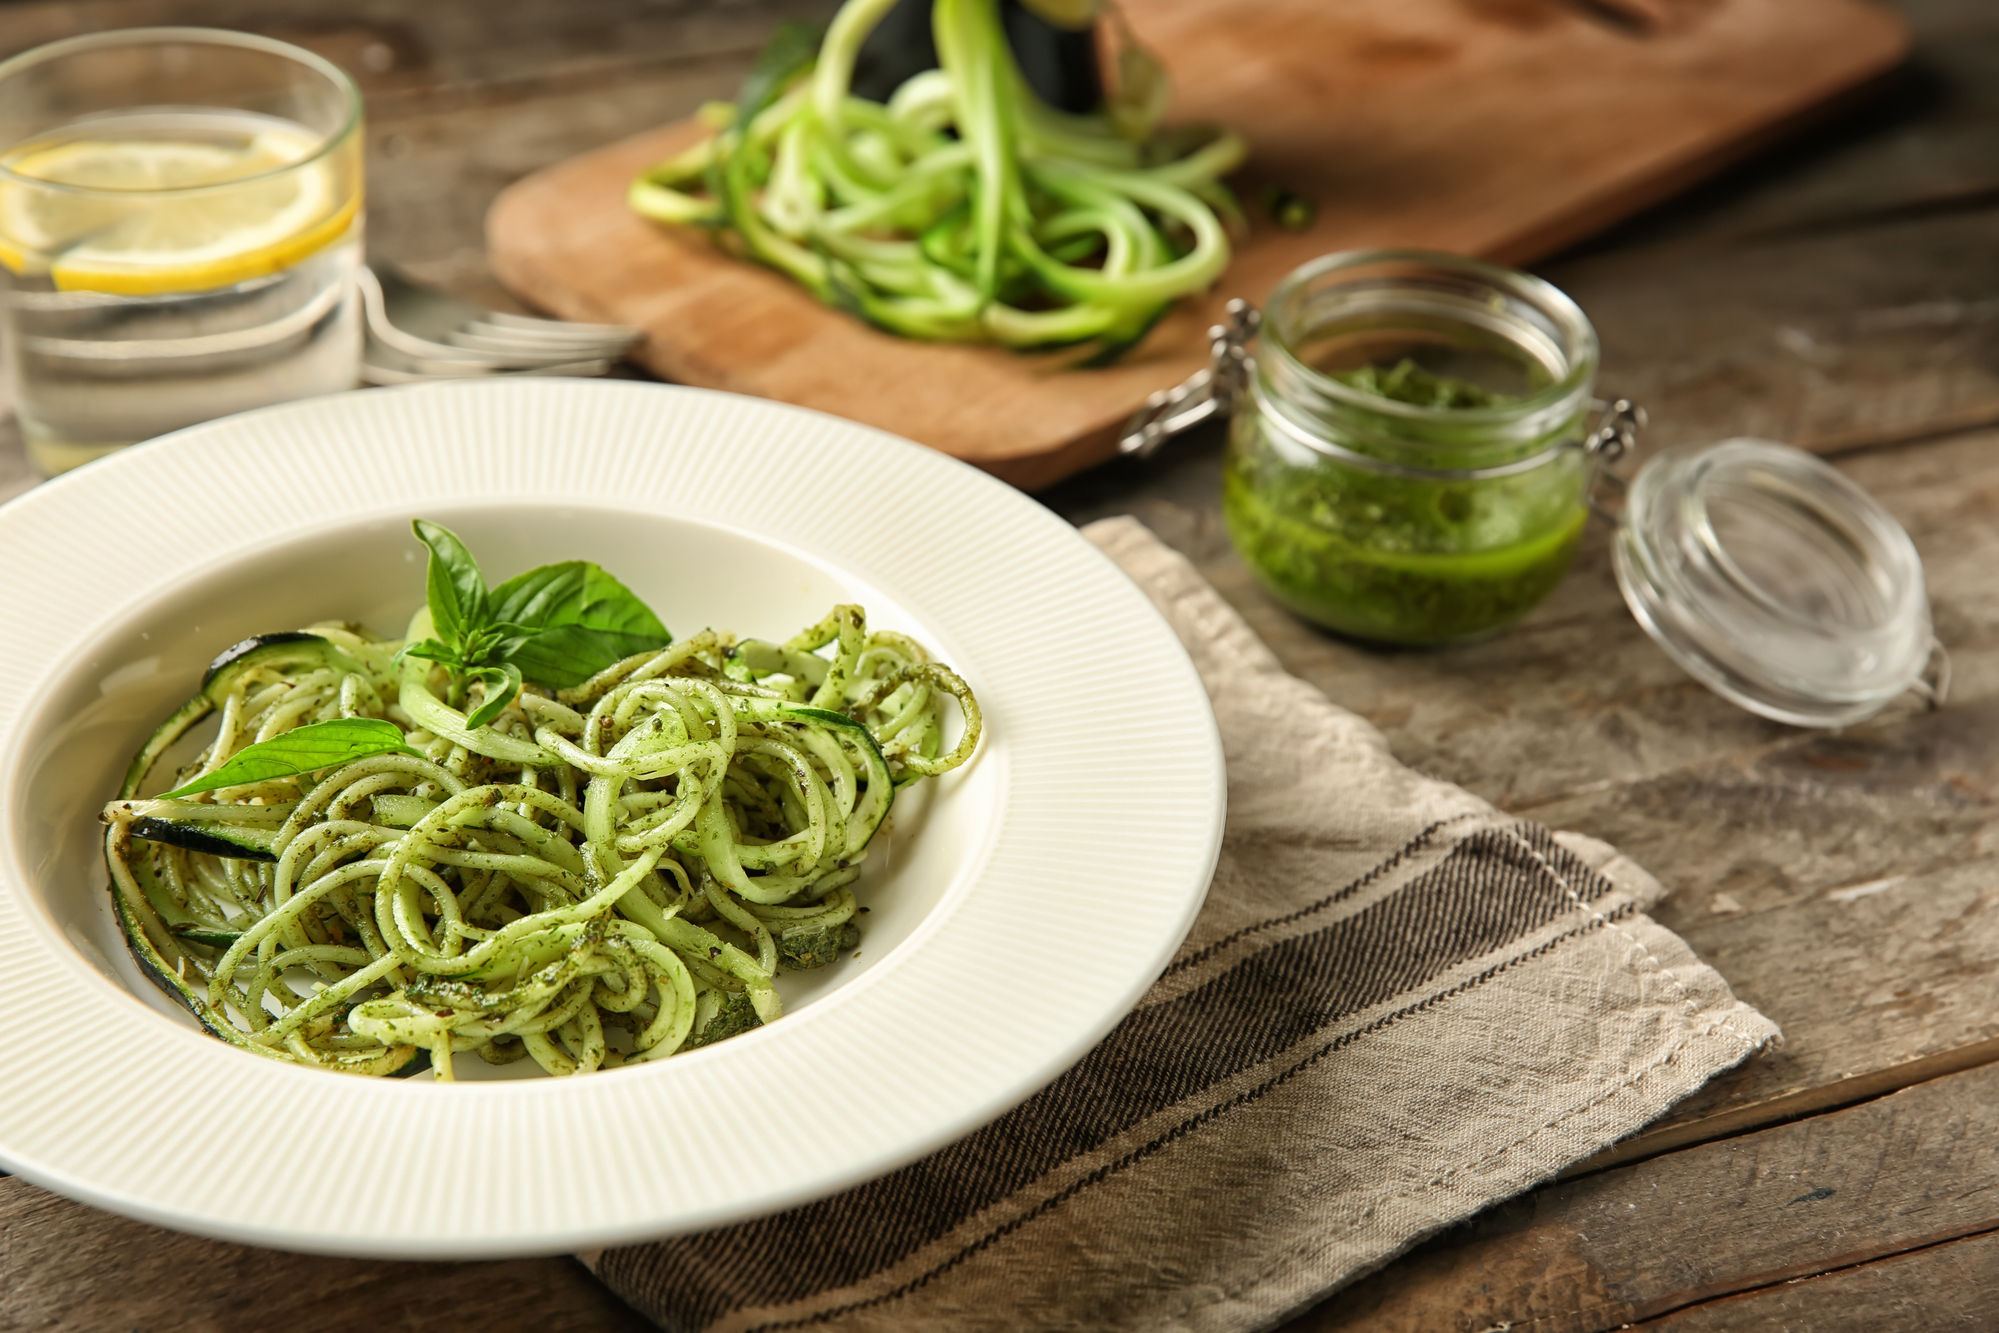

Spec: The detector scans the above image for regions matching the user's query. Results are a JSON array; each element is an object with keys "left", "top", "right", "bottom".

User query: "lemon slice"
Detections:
[{"left": 0, "top": 127, "right": 356, "bottom": 295}]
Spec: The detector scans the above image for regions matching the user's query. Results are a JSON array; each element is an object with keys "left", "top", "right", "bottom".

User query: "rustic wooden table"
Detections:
[{"left": 3, "top": 1, "right": 1996, "bottom": 1329}]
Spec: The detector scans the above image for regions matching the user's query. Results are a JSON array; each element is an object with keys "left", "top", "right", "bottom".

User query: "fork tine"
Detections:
[
  {"left": 486, "top": 311, "right": 644, "bottom": 338},
  {"left": 441, "top": 331, "right": 621, "bottom": 364},
  {"left": 362, "top": 360, "right": 501, "bottom": 385},
  {"left": 418, "top": 354, "right": 610, "bottom": 376},
  {"left": 456, "top": 323, "right": 640, "bottom": 356},
  {"left": 365, "top": 354, "right": 613, "bottom": 382},
  {"left": 361, "top": 264, "right": 637, "bottom": 380},
  {"left": 464, "top": 321, "right": 641, "bottom": 353},
  {"left": 359, "top": 267, "right": 494, "bottom": 363},
  {"left": 508, "top": 358, "right": 615, "bottom": 378}
]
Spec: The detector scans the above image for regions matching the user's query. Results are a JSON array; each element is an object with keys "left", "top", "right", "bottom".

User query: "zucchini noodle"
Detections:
[
  {"left": 628, "top": 0, "right": 1245, "bottom": 356},
  {"left": 101, "top": 605, "right": 980, "bottom": 1079}
]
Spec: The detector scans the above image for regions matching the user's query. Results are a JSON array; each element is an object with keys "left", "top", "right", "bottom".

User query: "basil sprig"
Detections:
[
  {"left": 158, "top": 718, "right": 420, "bottom": 799},
  {"left": 396, "top": 520, "right": 672, "bottom": 729},
  {"left": 487, "top": 558, "right": 677, "bottom": 689}
]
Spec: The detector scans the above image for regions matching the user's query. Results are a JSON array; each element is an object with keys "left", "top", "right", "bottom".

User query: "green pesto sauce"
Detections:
[
  {"left": 1331, "top": 359, "right": 1517, "bottom": 410},
  {"left": 1224, "top": 364, "right": 1584, "bottom": 645}
]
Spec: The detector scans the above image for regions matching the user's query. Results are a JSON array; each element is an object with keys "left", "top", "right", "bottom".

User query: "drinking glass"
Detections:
[{"left": 0, "top": 28, "right": 363, "bottom": 476}]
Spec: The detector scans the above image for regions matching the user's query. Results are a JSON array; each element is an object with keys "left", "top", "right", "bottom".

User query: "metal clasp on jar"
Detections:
[
  {"left": 1117, "top": 299, "right": 1261, "bottom": 459},
  {"left": 1122, "top": 297, "right": 1647, "bottom": 490},
  {"left": 1583, "top": 397, "right": 1646, "bottom": 520}
]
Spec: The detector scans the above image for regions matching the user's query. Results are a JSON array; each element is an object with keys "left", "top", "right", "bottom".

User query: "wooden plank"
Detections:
[
  {"left": 1278, "top": 1061, "right": 1999, "bottom": 1333},
  {"left": 1544, "top": 207, "right": 1999, "bottom": 457},
  {"left": 1559, "top": 0, "right": 1999, "bottom": 250},
  {"left": 486, "top": 0, "right": 1907, "bottom": 488},
  {"left": 1632, "top": 1229, "right": 1999, "bottom": 1330},
  {"left": 0, "top": 1177, "right": 649, "bottom": 1333},
  {"left": 0, "top": 0, "right": 838, "bottom": 96}
]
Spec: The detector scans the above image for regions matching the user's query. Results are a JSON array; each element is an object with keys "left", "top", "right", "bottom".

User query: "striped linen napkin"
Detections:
[{"left": 584, "top": 516, "right": 1778, "bottom": 1333}]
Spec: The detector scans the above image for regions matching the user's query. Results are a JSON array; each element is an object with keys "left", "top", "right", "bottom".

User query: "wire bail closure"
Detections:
[
  {"left": 1117, "top": 299, "right": 1261, "bottom": 458},
  {"left": 1913, "top": 638, "right": 1953, "bottom": 711},
  {"left": 1584, "top": 397, "right": 1646, "bottom": 520},
  {"left": 1118, "top": 301, "right": 1640, "bottom": 478}
]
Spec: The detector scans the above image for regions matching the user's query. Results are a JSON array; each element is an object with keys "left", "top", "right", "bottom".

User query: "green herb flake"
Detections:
[
  {"left": 1258, "top": 183, "right": 1316, "bottom": 233},
  {"left": 775, "top": 920, "right": 862, "bottom": 970},
  {"left": 1332, "top": 360, "right": 1517, "bottom": 410},
  {"left": 1222, "top": 364, "right": 1584, "bottom": 645},
  {"left": 685, "top": 991, "right": 764, "bottom": 1049}
]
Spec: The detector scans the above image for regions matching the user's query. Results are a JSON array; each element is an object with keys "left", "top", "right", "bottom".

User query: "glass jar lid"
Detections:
[{"left": 1613, "top": 437, "right": 1942, "bottom": 728}]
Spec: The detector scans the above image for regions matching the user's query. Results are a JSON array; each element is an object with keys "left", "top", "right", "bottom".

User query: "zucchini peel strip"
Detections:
[{"left": 628, "top": 0, "right": 1245, "bottom": 357}]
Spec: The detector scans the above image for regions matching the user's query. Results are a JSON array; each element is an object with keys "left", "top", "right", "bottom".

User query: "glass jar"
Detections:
[
  {"left": 1119, "top": 248, "right": 1945, "bottom": 728},
  {"left": 1213, "top": 250, "right": 1598, "bottom": 644}
]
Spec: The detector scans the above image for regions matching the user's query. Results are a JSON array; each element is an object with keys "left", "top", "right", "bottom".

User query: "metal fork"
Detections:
[{"left": 358, "top": 265, "right": 644, "bottom": 384}]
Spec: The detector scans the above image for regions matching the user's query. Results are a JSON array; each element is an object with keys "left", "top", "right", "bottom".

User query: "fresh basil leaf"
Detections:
[
  {"left": 463, "top": 621, "right": 542, "bottom": 668},
  {"left": 412, "top": 520, "right": 487, "bottom": 651},
  {"left": 158, "top": 719, "right": 419, "bottom": 799},
  {"left": 393, "top": 638, "right": 464, "bottom": 670},
  {"left": 463, "top": 662, "right": 523, "bottom": 731},
  {"left": 488, "top": 561, "right": 671, "bottom": 688}
]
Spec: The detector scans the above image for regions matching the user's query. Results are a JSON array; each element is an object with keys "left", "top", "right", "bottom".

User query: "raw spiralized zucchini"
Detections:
[
  {"left": 629, "top": 0, "right": 1245, "bottom": 358},
  {"left": 101, "top": 606, "right": 979, "bottom": 1079}
]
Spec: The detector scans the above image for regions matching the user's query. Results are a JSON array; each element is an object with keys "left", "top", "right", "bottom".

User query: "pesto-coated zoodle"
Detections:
[{"left": 101, "top": 525, "right": 979, "bottom": 1079}]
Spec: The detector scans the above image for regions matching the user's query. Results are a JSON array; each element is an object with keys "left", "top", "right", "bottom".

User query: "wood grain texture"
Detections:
[
  {"left": 1553, "top": 0, "right": 1999, "bottom": 252},
  {"left": 1279, "top": 1061, "right": 1999, "bottom": 1333},
  {"left": 0, "top": 1178, "right": 650, "bottom": 1333},
  {"left": 0, "top": 0, "right": 839, "bottom": 93},
  {"left": 485, "top": 0, "right": 1907, "bottom": 487},
  {"left": 1631, "top": 1229, "right": 1999, "bottom": 1330},
  {"left": 1550, "top": 208, "right": 1999, "bottom": 457}
]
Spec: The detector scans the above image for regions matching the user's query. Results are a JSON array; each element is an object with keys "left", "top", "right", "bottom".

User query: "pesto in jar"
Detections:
[
  {"left": 1223, "top": 361, "right": 1589, "bottom": 645},
  {"left": 1329, "top": 359, "right": 1512, "bottom": 411}
]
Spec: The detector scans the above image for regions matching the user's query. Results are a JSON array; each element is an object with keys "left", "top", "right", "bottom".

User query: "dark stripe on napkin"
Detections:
[
  {"left": 598, "top": 822, "right": 1620, "bottom": 1328},
  {"left": 744, "top": 903, "right": 1642, "bottom": 1333}
]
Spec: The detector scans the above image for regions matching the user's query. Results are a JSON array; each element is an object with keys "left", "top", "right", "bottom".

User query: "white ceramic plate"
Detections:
[{"left": 0, "top": 379, "right": 1224, "bottom": 1258}]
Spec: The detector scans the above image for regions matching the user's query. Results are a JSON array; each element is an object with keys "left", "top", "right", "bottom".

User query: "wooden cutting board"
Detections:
[{"left": 487, "top": 0, "right": 1906, "bottom": 489}]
